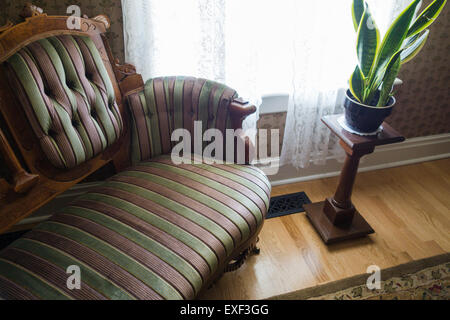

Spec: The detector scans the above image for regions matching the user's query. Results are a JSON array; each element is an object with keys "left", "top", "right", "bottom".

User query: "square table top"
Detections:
[{"left": 322, "top": 114, "right": 405, "bottom": 151}]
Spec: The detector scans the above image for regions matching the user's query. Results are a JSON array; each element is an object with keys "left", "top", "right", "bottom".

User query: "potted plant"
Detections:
[{"left": 345, "top": 0, "right": 447, "bottom": 134}]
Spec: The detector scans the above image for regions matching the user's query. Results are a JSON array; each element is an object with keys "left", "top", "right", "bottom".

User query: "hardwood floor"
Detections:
[{"left": 199, "top": 159, "right": 450, "bottom": 300}]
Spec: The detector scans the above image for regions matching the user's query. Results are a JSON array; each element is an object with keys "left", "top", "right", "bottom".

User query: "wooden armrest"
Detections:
[
  {"left": 233, "top": 130, "right": 256, "bottom": 165},
  {"left": 0, "top": 127, "right": 39, "bottom": 193},
  {"left": 229, "top": 98, "right": 257, "bottom": 130},
  {"left": 228, "top": 98, "right": 257, "bottom": 164}
]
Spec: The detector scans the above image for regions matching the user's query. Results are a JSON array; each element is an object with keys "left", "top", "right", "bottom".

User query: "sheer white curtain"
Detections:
[
  {"left": 121, "top": 0, "right": 411, "bottom": 166},
  {"left": 121, "top": 0, "right": 264, "bottom": 132}
]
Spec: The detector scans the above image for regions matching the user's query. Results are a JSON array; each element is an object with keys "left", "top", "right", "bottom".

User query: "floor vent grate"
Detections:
[{"left": 267, "top": 192, "right": 311, "bottom": 219}]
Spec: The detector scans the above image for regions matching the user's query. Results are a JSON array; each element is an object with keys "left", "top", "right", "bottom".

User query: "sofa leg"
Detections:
[
  {"left": 206, "top": 238, "right": 261, "bottom": 289},
  {"left": 250, "top": 237, "right": 261, "bottom": 255},
  {"left": 224, "top": 237, "right": 260, "bottom": 273}
]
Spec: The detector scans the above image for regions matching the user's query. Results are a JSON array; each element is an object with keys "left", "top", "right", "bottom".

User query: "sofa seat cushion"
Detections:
[{"left": 0, "top": 156, "right": 270, "bottom": 300}]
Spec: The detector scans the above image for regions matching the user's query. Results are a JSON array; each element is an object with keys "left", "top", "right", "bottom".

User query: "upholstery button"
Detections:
[
  {"left": 208, "top": 115, "right": 215, "bottom": 121},
  {"left": 72, "top": 120, "right": 79, "bottom": 127},
  {"left": 44, "top": 88, "right": 51, "bottom": 96},
  {"left": 48, "top": 129, "right": 57, "bottom": 138},
  {"left": 67, "top": 80, "right": 75, "bottom": 89},
  {"left": 91, "top": 109, "right": 97, "bottom": 117}
]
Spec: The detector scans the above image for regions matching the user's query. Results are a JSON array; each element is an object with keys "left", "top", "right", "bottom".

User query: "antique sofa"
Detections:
[{"left": 0, "top": 7, "right": 270, "bottom": 299}]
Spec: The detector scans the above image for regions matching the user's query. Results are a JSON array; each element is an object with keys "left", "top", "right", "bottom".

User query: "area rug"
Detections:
[{"left": 269, "top": 253, "right": 450, "bottom": 300}]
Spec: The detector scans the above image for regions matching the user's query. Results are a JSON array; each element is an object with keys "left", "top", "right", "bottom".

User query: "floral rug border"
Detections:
[{"left": 270, "top": 253, "right": 450, "bottom": 300}]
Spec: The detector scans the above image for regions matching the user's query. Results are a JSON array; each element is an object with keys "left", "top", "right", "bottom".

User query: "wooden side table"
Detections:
[{"left": 304, "top": 114, "right": 405, "bottom": 244}]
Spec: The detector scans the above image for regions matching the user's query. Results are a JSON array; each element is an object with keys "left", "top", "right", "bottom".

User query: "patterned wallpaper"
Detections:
[
  {"left": 388, "top": 0, "right": 450, "bottom": 137},
  {"left": 0, "top": 0, "right": 125, "bottom": 63}
]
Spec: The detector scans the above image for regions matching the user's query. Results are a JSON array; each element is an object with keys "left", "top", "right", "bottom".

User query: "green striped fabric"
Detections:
[
  {"left": 127, "top": 77, "right": 238, "bottom": 164},
  {"left": 5, "top": 35, "right": 122, "bottom": 169},
  {"left": 0, "top": 155, "right": 270, "bottom": 300}
]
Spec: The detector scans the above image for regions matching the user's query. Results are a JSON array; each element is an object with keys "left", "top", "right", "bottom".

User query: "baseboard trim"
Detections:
[
  {"left": 264, "top": 133, "right": 450, "bottom": 186},
  {"left": 270, "top": 153, "right": 450, "bottom": 187}
]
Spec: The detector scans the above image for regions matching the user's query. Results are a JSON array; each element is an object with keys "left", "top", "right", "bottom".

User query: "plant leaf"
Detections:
[
  {"left": 349, "top": 65, "right": 364, "bottom": 102},
  {"left": 369, "top": 0, "right": 421, "bottom": 88},
  {"left": 401, "top": 32, "right": 420, "bottom": 49},
  {"left": 414, "top": 0, "right": 424, "bottom": 19},
  {"left": 365, "top": 73, "right": 383, "bottom": 104},
  {"left": 356, "top": 4, "right": 380, "bottom": 77},
  {"left": 352, "top": 0, "right": 365, "bottom": 32},
  {"left": 366, "top": 31, "right": 420, "bottom": 101},
  {"left": 401, "top": 29, "right": 429, "bottom": 64},
  {"left": 407, "top": 0, "right": 447, "bottom": 38},
  {"left": 377, "top": 51, "right": 402, "bottom": 107}
]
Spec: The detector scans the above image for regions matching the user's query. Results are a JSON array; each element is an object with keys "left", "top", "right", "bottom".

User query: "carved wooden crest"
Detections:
[
  {"left": 0, "top": 21, "right": 13, "bottom": 35},
  {"left": 20, "top": 2, "right": 44, "bottom": 19}
]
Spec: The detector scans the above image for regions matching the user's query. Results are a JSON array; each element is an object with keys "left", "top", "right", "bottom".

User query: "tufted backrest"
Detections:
[
  {"left": 4, "top": 35, "right": 123, "bottom": 169},
  {"left": 127, "top": 76, "right": 238, "bottom": 164}
]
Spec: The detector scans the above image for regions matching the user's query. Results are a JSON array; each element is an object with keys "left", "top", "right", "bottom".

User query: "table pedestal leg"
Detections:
[{"left": 304, "top": 148, "right": 374, "bottom": 244}]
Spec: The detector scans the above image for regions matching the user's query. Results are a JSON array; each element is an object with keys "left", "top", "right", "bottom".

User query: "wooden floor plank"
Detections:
[{"left": 199, "top": 159, "right": 450, "bottom": 300}]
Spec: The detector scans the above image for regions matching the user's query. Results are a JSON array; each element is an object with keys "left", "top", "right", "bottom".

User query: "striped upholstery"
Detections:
[
  {"left": 127, "top": 77, "right": 238, "bottom": 163},
  {"left": 5, "top": 35, "right": 123, "bottom": 169},
  {"left": 0, "top": 155, "right": 270, "bottom": 300}
]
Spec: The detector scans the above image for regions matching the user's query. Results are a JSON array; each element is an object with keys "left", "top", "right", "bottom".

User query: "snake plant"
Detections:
[{"left": 349, "top": 0, "right": 447, "bottom": 107}]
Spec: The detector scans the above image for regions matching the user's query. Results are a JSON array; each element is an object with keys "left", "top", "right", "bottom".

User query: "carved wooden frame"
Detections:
[{"left": 0, "top": 5, "right": 135, "bottom": 233}]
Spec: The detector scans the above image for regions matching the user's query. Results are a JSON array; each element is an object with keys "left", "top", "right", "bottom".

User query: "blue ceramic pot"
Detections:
[{"left": 344, "top": 90, "right": 396, "bottom": 133}]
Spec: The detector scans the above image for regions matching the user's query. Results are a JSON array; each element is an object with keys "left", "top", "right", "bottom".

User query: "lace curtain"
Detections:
[
  {"left": 122, "top": 0, "right": 411, "bottom": 167},
  {"left": 121, "top": 0, "right": 263, "bottom": 132}
]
